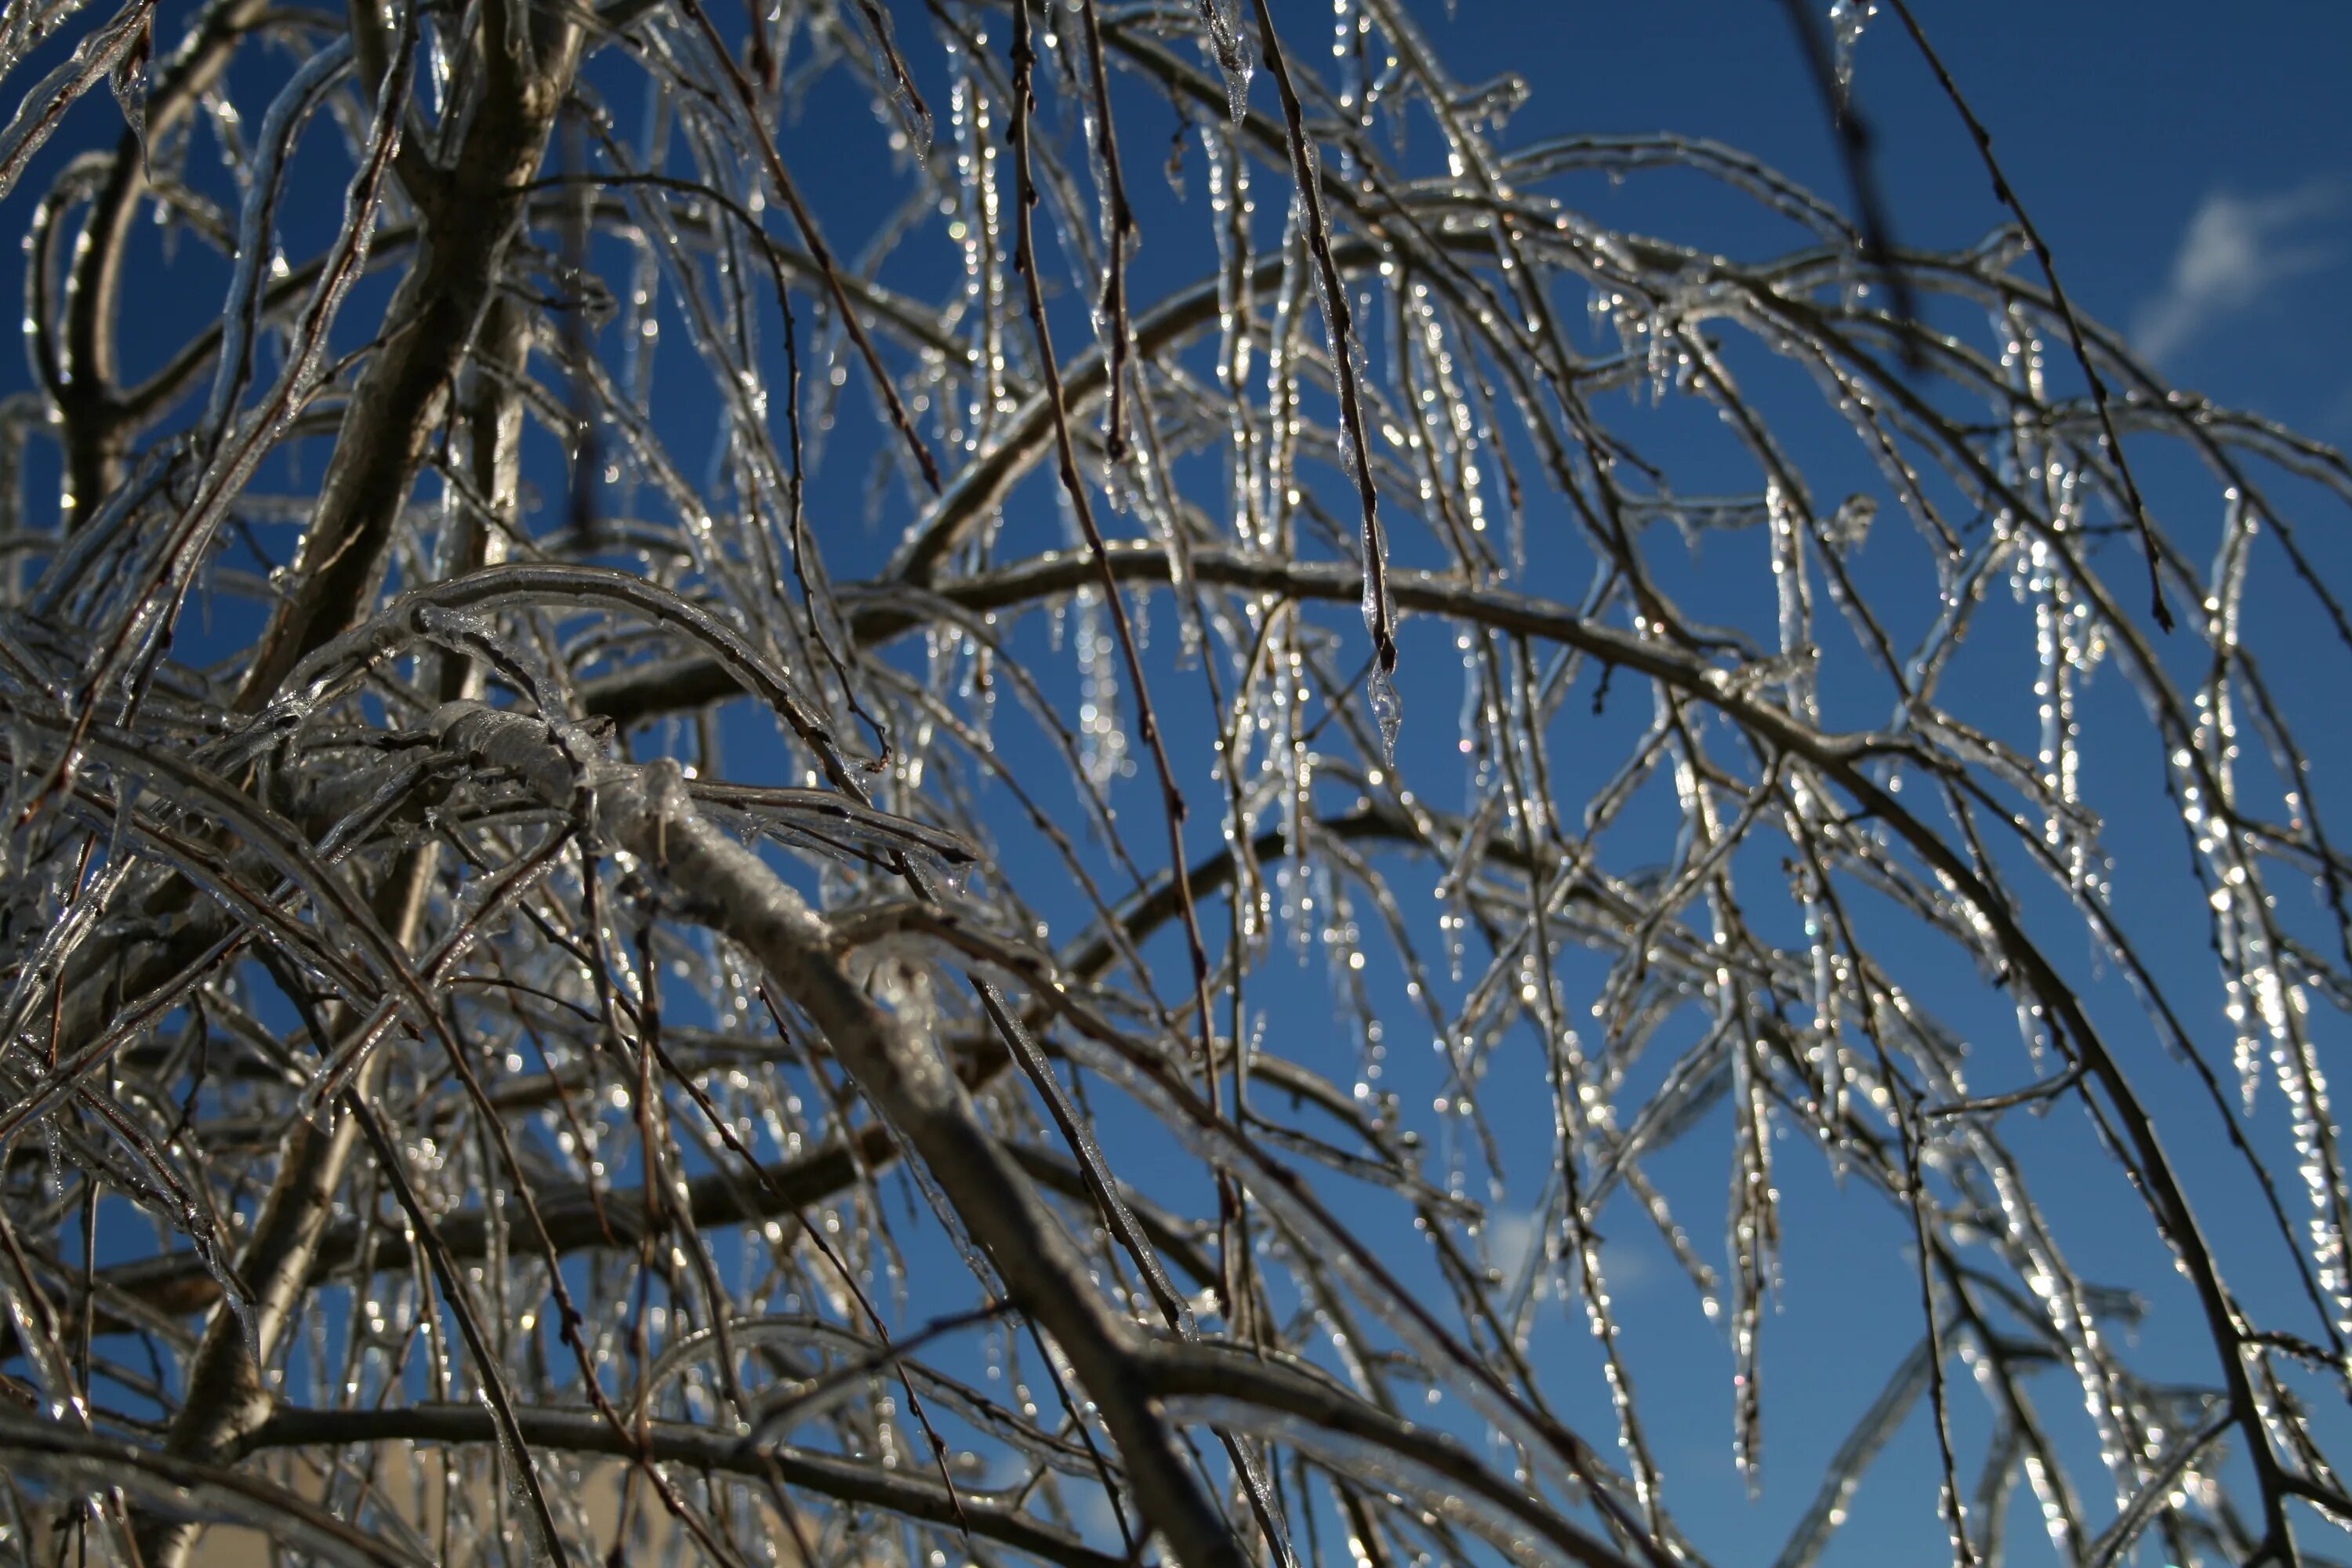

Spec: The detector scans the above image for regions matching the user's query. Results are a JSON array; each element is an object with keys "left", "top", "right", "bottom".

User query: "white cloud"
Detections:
[
  {"left": 2135, "top": 182, "right": 2341, "bottom": 363},
  {"left": 1482, "top": 1207, "right": 1650, "bottom": 1303}
]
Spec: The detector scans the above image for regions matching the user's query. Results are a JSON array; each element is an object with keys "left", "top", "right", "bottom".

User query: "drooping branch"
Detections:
[
  {"left": 4, "top": 2, "right": 2347, "bottom": 1562},
  {"left": 429, "top": 699, "right": 1250, "bottom": 1566},
  {"left": 246, "top": 1403, "right": 1128, "bottom": 1568}
]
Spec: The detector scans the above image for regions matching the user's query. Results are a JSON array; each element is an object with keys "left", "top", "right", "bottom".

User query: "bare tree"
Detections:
[{"left": 0, "top": 0, "right": 2347, "bottom": 1563}]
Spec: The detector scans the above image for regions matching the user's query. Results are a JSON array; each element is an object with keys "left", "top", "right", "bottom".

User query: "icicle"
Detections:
[
  {"left": 847, "top": 0, "right": 931, "bottom": 158},
  {"left": 1825, "top": 492, "right": 1875, "bottom": 553},
  {"left": 1828, "top": 0, "right": 1876, "bottom": 97},
  {"left": 1195, "top": 0, "right": 1254, "bottom": 122},
  {"left": 1367, "top": 663, "right": 1402, "bottom": 761},
  {"left": 1766, "top": 482, "right": 1818, "bottom": 722},
  {"left": 1729, "top": 1018, "right": 1776, "bottom": 1496},
  {"left": 1205, "top": 124, "right": 1265, "bottom": 553},
  {"left": 481, "top": 1388, "right": 561, "bottom": 1565},
  {"left": 423, "top": 9, "right": 452, "bottom": 117},
  {"left": 947, "top": 55, "right": 1007, "bottom": 454},
  {"left": 1290, "top": 139, "right": 1399, "bottom": 753}
]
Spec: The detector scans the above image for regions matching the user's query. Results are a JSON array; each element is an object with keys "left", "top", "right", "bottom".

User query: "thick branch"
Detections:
[
  {"left": 246, "top": 1403, "right": 1124, "bottom": 1568},
  {"left": 233, "top": 20, "right": 583, "bottom": 710},
  {"left": 430, "top": 700, "right": 1247, "bottom": 1567}
]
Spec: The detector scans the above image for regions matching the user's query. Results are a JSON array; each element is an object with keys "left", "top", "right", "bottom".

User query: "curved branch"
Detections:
[{"left": 245, "top": 1403, "right": 1125, "bottom": 1568}]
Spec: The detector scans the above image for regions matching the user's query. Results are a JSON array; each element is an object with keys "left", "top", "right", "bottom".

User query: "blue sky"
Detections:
[{"left": 1426, "top": 1, "right": 2352, "bottom": 439}]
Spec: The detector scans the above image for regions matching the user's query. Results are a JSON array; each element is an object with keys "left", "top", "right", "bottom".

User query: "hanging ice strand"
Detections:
[
  {"left": 1196, "top": 0, "right": 1254, "bottom": 122},
  {"left": 945, "top": 38, "right": 1007, "bottom": 459},
  {"left": 846, "top": 0, "right": 932, "bottom": 158},
  {"left": 1828, "top": 0, "right": 1875, "bottom": 99},
  {"left": 1258, "top": 8, "right": 1401, "bottom": 758}
]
